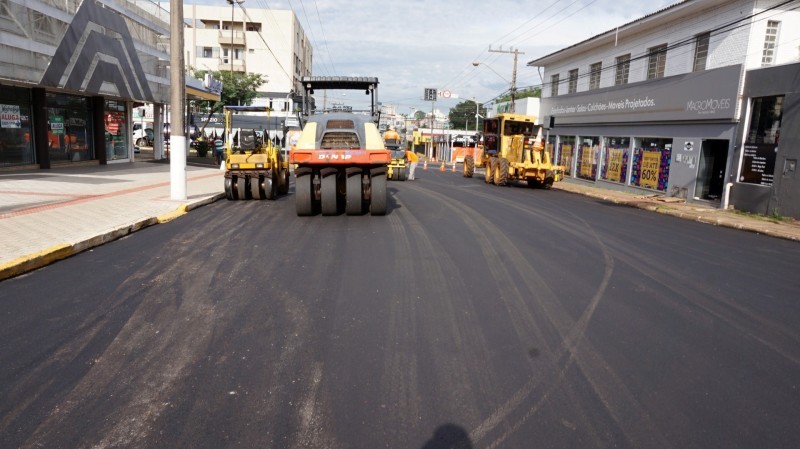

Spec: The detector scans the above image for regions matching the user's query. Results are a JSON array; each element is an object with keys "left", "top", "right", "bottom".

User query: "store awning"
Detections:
[{"left": 186, "top": 75, "right": 220, "bottom": 102}]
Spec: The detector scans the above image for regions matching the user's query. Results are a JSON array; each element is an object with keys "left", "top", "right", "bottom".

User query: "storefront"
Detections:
[
  {"left": 0, "top": 86, "right": 35, "bottom": 167},
  {"left": 541, "top": 65, "right": 742, "bottom": 202},
  {"left": 45, "top": 93, "right": 94, "bottom": 163},
  {"left": 731, "top": 62, "right": 800, "bottom": 219}
]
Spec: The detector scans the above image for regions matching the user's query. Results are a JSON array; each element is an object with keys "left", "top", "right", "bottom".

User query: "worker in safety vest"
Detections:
[{"left": 405, "top": 149, "right": 419, "bottom": 180}]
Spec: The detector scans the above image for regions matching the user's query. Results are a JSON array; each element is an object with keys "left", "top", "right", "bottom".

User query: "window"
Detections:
[
  {"left": 647, "top": 44, "right": 667, "bottom": 80},
  {"left": 761, "top": 20, "right": 779, "bottom": 66},
  {"left": 615, "top": 54, "right": 630, "bottom": 85},
  {"left": 589, "top": 62, "right": 602, "bottom": 90},
  {"left": 568, "top": 69, "right": 578, "bottom": 94},
  {"left": 693, "top": 32, "right": 710, "bottom": 72},
  {"left": 201, "top": 47, "right": 213, "bottom": 58},
  {"left": 550, "top": 74, "right": 559, "bottom": 97}
]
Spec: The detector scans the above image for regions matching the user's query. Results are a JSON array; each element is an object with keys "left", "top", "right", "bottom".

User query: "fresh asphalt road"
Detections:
[{"left": 2, "top": 170, "right": 799, "bottom": 449}]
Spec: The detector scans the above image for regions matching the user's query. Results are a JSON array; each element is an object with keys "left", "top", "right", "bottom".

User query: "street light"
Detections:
[{"left": 473, "top": 61, "right": 516, "bottom": 113}]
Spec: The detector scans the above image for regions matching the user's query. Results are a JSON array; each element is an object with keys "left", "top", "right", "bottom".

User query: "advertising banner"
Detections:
[
  {"left": 639, "top": 150, "right": 661, "bottom": 189},
  {"left": 1, "top": 104, "right": 21, "bottom": 128},
  {"left": 580, "top": 146, "right": 594, "bottom": 178},
  {"left": 606, "top": 148, "right": 623, "bottom": 182}
]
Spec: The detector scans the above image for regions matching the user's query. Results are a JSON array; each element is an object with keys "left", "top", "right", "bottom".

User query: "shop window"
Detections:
[
  {"left": 615, "top": 54, "right": 630, "bottom": 85},
  {"left": 577, "top": 136, "right": 600, "bottom": 181},
  {"left": 568, "top": 69, "right": 578, "bottom": 94},
  {"left": 631, "top": 138, "right": 672, "bottom": 191},
  {"left": 740, "top": 95, "right": 783, "bottom": 186},
  {"left": 559, "top": 135, "right": 575, "bottom": 176},
  {"left": 761, "top": 21, "right": 779, "bottom": 67},
  {"left": 550, "top": 74, "right": 559, "bottom": 97},
  {"left": 589, "top": 62, "right": 602, "bottom": 90},
  {"left": 104, "top": 100, "right": 128, "bottom": 160},
  {"left": 45, "top": 93, "right": 93, "bottom": 163},
  {"left": 0, "top": 99, "right": 34, "bottom": 167},
  {"left": 647, "top": 44, "right": 667, "bottom": 80},
  {"left": 693, "top": 32, "right": 710, "bottom": 72},
  {"left": 601, "top": 137, "right": 630, "bottom": 184}
]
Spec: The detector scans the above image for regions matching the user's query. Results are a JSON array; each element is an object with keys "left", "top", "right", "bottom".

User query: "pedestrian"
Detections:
[
  {"left": 405, "top": 149, "right": 419, "bottom": 180},
  {"left": 214, "top": 138, "right": 225, "bottom": 166}
]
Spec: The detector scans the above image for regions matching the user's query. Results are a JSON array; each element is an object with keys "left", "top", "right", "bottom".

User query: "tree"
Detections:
[
  {"left": 495, "top": 86, "right": 541, "bottom": 104},
  {"left": 190, "top": 68, "right": 267, "bottom": 133},
  {"left": 448, "top": 100, "right": 487, "bottom": 130},
  {"left": 414, "top": 110, "right": 426, "bottom": 120}
]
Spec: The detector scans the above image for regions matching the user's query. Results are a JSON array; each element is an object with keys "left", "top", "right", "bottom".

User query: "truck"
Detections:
[
  {"left": 290, "top": 76, "right": 391, "bottom": 216},
  {"left": 222, "top": 105, "right": 290, "bottom": 200},
  {"left": 383, "top": 128, "right": 407, "bottom": 181},
  {"left": 463, "top": 113, "right": 563, "bottom": 189}
]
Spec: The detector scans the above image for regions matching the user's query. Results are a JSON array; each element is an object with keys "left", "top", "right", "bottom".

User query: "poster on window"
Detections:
[
  {"left": 580, "top": 146, "right": 594, "bottom": 178},
  {"left": 740, "top": 143, "right": 777, "bottom": 186},
  {"left": 639, "top": 150, "right": 661, "bottom": 189},
  {"left": 1, "top": 104, "right": 21, "bottom": 128},
  {"left": 606, "top": 149, "right": 624, "bottom": 182}
]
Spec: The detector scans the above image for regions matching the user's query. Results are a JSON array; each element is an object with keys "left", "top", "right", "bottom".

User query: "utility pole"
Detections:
[
  {"left": 169, "top": 0, "right": 186, "bottom": 200},
  {"left": 489, "top": 46, "right": 524, "bottom": 114}
]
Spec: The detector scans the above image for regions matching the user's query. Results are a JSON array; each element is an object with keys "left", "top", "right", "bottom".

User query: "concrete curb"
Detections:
[{"left": 0, "top": 193, "right": 226, "bottom": 282}]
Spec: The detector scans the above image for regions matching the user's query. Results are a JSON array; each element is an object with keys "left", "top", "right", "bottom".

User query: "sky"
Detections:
[{"left": 199, "top": 0, "right": 680, "bottom": 115}]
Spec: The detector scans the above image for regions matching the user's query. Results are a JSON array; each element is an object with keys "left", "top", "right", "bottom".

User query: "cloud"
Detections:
[{"left": 209, "top": 0, "right": 678, "bottom": 113}]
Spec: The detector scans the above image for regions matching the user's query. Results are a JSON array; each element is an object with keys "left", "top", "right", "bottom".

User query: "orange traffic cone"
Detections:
[
  {"left": 440, "top": 162, "right": 445, "bottom": 172},
  {"left": 423, "top": 160, "right": 428, "bottom": 170},
  {"left": 452, "top": 162, "right": 456, "bottom": 172}
]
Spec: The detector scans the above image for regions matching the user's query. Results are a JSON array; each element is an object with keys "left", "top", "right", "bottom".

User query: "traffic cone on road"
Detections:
[
  {"left": 440, "top": 162, "right": 445, "bottom": 172},
  {"left": 423, "top": 160, "right": 428, "bottom": 170},
  {"left": 452, "top": 162, "right": 456, "bottom": 172}
]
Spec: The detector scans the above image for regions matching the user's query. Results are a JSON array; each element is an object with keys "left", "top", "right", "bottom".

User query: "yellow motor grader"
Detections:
[{"left": 463, "top": 113, "right": 563, "bottom": 189}]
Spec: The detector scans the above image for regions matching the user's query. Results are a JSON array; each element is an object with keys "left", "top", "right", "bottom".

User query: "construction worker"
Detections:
[{"left": 405, "top": 148, "right": 419, "bottom": 180}]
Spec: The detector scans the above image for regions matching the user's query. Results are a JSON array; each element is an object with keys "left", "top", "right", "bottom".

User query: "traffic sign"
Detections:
[{"left": 424, "top": 88, "right": 437, "bottom": 101}]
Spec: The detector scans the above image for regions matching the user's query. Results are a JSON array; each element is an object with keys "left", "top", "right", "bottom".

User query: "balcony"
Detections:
[
  {"left": 219, "top": 30, "right": 246, "bottom": 46},
  {"left": 220, "top": 58, "right": 246, "bottom": 72}
]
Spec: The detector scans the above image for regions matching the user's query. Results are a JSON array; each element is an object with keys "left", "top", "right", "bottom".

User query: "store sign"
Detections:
[
  {"left": 542, "top": 64, "right": 741, "bottom": 125},
  {"left": 740, "top": 143, "right": 777, "bottom": 186},
  {"left": 1, "top": 104, "right": 21, "bottom": 128}
]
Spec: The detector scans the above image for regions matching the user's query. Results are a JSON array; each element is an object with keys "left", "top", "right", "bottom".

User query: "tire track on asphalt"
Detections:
[
  {"left": 407, "top": 182, "right": 672, "bottom": 449},
  {"left": 20, "top": 240, "right": 220, "bottom": 449},
  {"left": 376, "top": 211, "right": 422, "bottom": 446}
]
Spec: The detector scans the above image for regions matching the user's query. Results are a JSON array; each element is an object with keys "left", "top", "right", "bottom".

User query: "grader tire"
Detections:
[
  {"left": 485, "top": 158, "right": 495, "bottom": 184},
  {"left": 494, "top": 158, "right": 509, "bottom": 186},
  {"left": 464, "top": 155, "right": 475, "bottom": 178}
]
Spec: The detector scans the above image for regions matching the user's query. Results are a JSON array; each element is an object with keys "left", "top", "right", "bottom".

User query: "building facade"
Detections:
[
  {"left": 183, "top": 4, "right": 312, "bottom": 122},
  {"left": 529, "top": 0, "right": 800, "bottom": 217},
  {"left": 0, "top": 0, "right": 177, "bottom": 169}
]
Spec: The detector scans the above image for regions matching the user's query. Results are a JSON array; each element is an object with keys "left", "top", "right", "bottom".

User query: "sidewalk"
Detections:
[
  {"left": 1, "top": 158, "right": 224, "bottom": 281},
  {"left": 553, "top": 178, "right": 800, "bottom": 242},
  {"left": 2, "top": 159, "right": 798, "bottom": 282}
]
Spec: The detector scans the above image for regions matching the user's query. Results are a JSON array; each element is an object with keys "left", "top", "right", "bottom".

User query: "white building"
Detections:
[
  {"left": 529, "top": 0, "right": 800, "bottom": 215},
  {"left": 183, "top": 4, "right": 312, "bottom": 118}
]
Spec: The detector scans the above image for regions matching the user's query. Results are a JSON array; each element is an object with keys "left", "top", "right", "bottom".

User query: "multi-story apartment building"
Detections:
[
  {"left": 183, "top": 3, "right": 312, "bottom": 137},
  {"left": 0, "top": 0, "right": 182, "bottom": 168},
  {"left": 529, "top": 0, "right": 800, "bottom": 218}
]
